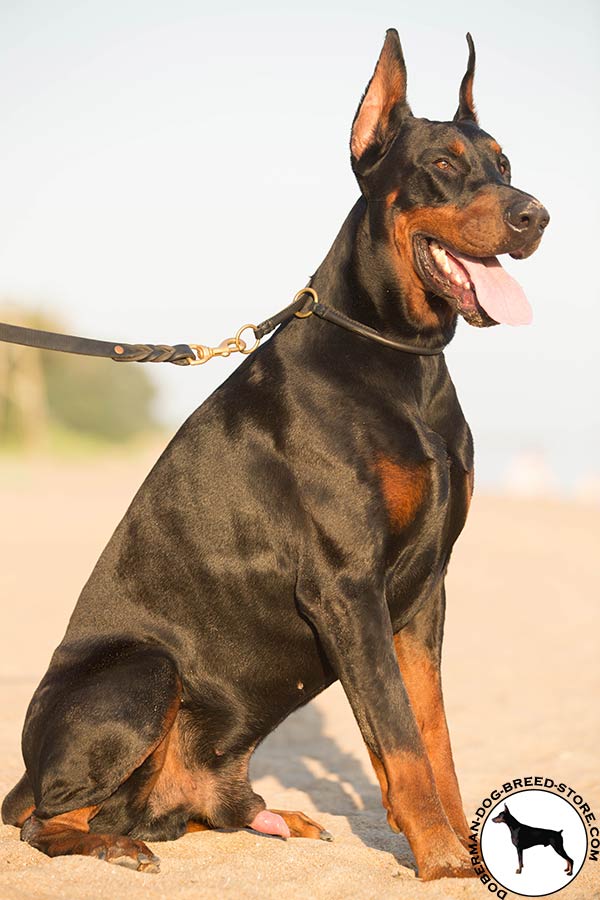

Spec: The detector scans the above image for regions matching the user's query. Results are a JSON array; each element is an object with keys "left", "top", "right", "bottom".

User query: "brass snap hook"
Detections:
[{"left": 188, "top": 323, "right": 260, "bottom": 366}]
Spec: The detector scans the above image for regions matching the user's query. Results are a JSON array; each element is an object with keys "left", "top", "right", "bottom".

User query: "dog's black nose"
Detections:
[{"left": 505, "top": 197, "right": 550, "bottom": 236}]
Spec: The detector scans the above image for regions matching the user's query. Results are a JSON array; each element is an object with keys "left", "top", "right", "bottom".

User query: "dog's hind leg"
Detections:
[
  {"left": 553, "top": 834, "right": 573, "bottom": 875},
  {"left": 2, "top": 771, "right": 35, "bottom": 827},
  {"left": 12, "top": 643, "right": 181, "bottom": 871}
]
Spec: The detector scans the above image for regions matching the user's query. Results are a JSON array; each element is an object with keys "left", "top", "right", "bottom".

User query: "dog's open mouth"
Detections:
[{"left": 414, "top": 236, "right": 533, "bottom": 327}]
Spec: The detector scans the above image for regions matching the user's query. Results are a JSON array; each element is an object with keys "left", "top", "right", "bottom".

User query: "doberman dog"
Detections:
[
  {"left": 2, "top": 30, "right": 549, "bottom": 880},
  {"left": 493, "top": 804, "right": 574, "bottom": 876}
]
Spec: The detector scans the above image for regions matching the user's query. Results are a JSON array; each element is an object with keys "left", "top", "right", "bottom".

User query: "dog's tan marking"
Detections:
[
  {"left": 393, "top": 630, "right": 469, "bottom": 842},
  {"left": 15, "top": 804, "right": 35, "bottom": 827},
  {"left": 376, "top": 748, "right": 472, "bottom": 879},
  {"left": 448, "top": 138, "right": 465, "bottom": 156},
  {"left": 21, "top": 805, "right": 157, "bottom": 867},
  {"left": 36, "top": 805, "right": 100, "bottom": 833},
  {"left": 367, "top": 747, "right": 402, "bottom": 832},
  {"left": 186, "top": 820, "right": 211, "bottom": 833},
  {"left": 21, "top": 805, "right": 99, "bottom": 855},
  {"left": 375, "top": 457, "right": 430, "bottom": 531},
  {"left": 269, "top": 809, "right": 329, "bottom": 839},
  {"left": 146, "top": 717, "right": 221, "bottom": 819},
  {"left": 145, "top": 716, "right": 259, "bottom": 828}
]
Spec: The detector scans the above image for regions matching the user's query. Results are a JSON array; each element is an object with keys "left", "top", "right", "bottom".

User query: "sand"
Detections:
[{"left": 0, "top": 450, "right": 598, "bottom": 899}]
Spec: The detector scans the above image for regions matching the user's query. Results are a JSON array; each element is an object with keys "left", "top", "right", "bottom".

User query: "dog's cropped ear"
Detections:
[
  {"left": 454, "top": 33, "right": 478, "bottom": 124},
  {"left": 351, "top": 29, "right": 412, "bottom": 175},
  {"left": 504, "top": 803, "right": 509, "bottom": 811}
]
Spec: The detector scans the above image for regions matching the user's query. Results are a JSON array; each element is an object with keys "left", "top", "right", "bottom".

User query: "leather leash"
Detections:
[{"left": 0, "top": 288, "right": 446, "bottom": 367}]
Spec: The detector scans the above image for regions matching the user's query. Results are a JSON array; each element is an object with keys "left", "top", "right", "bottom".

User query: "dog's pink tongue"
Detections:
[
  {"left": 452, "top": 251, "right": 533, "bottom": 325},
  {"left": 249, "top": 810, "right": 291, "bottom": 839}
]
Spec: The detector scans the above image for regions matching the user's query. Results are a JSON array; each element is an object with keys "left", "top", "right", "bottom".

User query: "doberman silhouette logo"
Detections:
[{"left": 481, "top": 789, "right": 587, "bottom": 897}]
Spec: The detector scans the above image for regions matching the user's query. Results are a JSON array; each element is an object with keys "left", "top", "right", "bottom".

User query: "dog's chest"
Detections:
[{"left": 379, "top": 410, "right": 473, "bottom": 617}]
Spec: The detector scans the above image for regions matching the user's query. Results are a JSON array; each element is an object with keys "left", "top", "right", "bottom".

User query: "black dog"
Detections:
[
  {"left": 2, "top": 30, "right": 548, "bottom": 881},
  {"left": 493, "top": 804, "right": 574, "bottom": 876}
]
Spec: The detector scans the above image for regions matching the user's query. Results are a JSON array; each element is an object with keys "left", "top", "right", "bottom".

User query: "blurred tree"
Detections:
[
  {"left": 43, "top": 350, "right": 157, "bottom": 442},
  {"left": 0, "top": 333, "right": 48, "bottom": 448},
  {"left": 1, "top": 306, "right": 157, "bottom": 448}
]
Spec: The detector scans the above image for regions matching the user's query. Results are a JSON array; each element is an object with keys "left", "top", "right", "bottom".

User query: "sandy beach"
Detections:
[{"left": 0, "top": 450, "right": 598, "bottom": 899}]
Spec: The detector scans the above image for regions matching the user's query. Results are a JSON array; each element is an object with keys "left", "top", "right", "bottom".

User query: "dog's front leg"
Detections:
[
  {"left": 393, "top": 584, "right": 470, "bottom": 845},
  {"left": 297, "top": 586, "right": 473, "bottom": 880}
]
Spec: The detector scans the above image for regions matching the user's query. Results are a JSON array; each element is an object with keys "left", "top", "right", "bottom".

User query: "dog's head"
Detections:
[
  {"left": 350, "top": 30, "right": 549, "bottom": 329},
  {"left": 492, "top": 804, "right": 511, "bottom": 824}
]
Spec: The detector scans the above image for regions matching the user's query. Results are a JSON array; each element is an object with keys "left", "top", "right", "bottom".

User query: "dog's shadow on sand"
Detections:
[{"left": 250, "top": 697, "right": 414, "bottom": 866}]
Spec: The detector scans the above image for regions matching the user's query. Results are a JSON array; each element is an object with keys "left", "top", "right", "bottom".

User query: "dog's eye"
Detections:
[
  {"left": 498, "top": 157, "right": 510, "bottom": 178},
  {"left": 434, "top": 159, "right": 452, "bottom": 170}
]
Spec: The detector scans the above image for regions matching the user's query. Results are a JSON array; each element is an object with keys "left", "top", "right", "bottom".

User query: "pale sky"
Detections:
[{"left": 0, "top": 0, "right": 598, "bottom": 488}]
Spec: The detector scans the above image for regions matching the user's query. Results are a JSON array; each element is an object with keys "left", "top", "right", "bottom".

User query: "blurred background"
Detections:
[{"left": 0, "top": 0, "right": 598, "bottom": 494}]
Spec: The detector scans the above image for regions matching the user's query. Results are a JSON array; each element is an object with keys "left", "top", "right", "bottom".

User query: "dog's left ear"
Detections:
[
  {"left": 351, "top": 29, "right": 412, "bottom": 175},
  {"left": 454, "top": 33, "right": 478, "bottom": 124}
]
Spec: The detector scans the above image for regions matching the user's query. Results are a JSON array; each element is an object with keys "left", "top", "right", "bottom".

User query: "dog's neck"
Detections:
[{"left": 308, "top": 197, "right": 458, "bottom": 348}]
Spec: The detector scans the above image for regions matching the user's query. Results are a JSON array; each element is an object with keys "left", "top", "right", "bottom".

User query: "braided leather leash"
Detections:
[{"left": 0, "top": 288, "right": 446, "bottom": 367}]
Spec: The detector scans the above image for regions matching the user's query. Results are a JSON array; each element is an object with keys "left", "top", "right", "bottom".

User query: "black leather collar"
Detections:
[{"left": 253, "top": 288, "right": 447, "bottom": 356}]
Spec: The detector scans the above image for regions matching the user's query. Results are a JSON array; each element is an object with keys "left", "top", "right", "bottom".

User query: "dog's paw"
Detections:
[{"left": 419, "top": 853, "right": 477, "bottom": 881}]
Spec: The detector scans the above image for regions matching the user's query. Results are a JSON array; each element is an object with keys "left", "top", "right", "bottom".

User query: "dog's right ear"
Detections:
[
  {"left": 504, "top": 804, "right": 509, "bottom": 811},
  {"left": 350, "top": 29, "right": 412, "bottom": 176}
]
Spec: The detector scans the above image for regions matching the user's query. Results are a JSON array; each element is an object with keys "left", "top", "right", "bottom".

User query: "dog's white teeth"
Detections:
[
  {"left": 430, "top": 243, "right": 454, "bottom": 277},
  {"left": 464, "top": 281, "right": 471, "bottom": 290}
]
